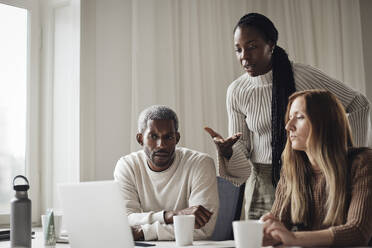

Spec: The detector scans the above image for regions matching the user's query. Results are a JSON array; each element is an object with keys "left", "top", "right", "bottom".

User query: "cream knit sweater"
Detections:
[{"left": 114, "top": 147, "right": 218, "bottom": 241}]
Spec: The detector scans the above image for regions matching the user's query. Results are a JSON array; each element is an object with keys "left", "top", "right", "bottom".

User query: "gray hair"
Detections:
[{"left": 137, "top": 105, "right": 179, "bottom": 133}]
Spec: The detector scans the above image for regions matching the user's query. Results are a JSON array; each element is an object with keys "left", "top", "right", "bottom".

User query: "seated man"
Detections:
[{"left": 114, "top": 105, "right": 218, "bottom": 241}]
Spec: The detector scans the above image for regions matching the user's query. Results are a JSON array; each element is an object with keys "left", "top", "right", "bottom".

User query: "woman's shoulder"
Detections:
[
  {"left": 292, "top": 62, "right": 335, "bottom": 81},
  {"left": 291, "top": 62, "right": 351, "bottom": 95},
  {"left": 292, "top": 62, "right": 326, "bottom": 75},
  {"left": 348, "top": 147, "right": 372, "bottom": 171}
]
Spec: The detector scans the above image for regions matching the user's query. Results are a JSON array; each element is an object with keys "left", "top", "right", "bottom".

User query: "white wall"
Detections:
[
  {"left": 80, "top": 0, "right": 372, "bottom": 181},
  {"left": 80, "top": 0, "right": 133, "bottom": 180},
  {"left": 360, "top": 0, "right": 372, "bottom": 103}
]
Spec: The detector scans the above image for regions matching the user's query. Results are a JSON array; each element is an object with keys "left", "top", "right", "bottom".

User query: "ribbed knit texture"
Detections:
[
  {"left": 114, "top": 147, "right": 218, "bottom": 241},
  {"left": 271, "top": 148, "right": 372, "bottom": 246},
  {"left": 218, "top": 62, "right": 371, "bottom": 187}
]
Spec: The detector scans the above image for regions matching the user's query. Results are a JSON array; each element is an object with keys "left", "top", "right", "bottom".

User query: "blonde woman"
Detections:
[{"left": 262, "top": 89, "right": 372, "bottom": 246}]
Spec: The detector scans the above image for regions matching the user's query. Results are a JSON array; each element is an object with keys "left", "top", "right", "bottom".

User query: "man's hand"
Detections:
[
  {"left": 131, "top": 225, "right": 144, "bottom": 241},
  {"left": 204, "top": 127, "right": 241, "bottom": 160},
  {"left": 164, "top": 205, "right": 213, "bottom": 229}
]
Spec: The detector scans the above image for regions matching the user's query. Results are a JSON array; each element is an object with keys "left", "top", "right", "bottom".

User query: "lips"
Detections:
[
  {"left": 153, "top": 152, "right": 169, "bottom": 158},
  {"left": 243, "top": 65, "right": 256, "bottom": 74}
]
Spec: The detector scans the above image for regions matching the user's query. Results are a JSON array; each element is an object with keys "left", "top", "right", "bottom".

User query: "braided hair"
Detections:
[{"left": 234, "top": 13, "right": 296, "bottom": 187}]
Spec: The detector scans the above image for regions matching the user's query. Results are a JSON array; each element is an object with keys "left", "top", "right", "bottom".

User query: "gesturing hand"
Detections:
[
  {"left": 204, "top": 127, "right": 241, "bottom": 160},
  {"left": 164, "top": 205, "right": 213, "bottom": 229}
]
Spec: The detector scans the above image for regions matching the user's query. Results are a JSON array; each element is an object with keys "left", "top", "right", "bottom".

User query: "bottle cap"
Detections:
[{"left": 13, "top": 175, "right": 30, "bottom": 191}]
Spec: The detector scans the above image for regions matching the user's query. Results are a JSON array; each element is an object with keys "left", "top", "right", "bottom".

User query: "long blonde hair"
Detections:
[{"left": 280, "top": 89, "right": 353, "bottom": 226}]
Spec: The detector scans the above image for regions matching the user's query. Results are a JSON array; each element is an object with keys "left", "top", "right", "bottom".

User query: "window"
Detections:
[
  {"left": 0, "top": 0, "right": 80, "bottom": 226},
  {"left": 0, "top": 3, "right": 28, "bottom": 214},
  {"left": 0, "top": 0, "right": 40, "bottom": 226}
]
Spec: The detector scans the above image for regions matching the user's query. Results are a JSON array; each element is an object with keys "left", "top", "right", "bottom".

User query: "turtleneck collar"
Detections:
[{"left": 245, "top": 69, "right": 273, "bottom": 86}]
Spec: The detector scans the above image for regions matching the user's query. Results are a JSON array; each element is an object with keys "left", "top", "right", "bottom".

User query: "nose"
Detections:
[
  {"left": 240, "top": 50, "right": 251, "bottom": 64},
  {"left": 241, "top": 49, "right": 251, "bottom": 60},
  {"left": 285, "top": 119, "right": 295, "bottom": 131},
  {"left": 156, "top": 138, "right": 166, "bottom": 149}
]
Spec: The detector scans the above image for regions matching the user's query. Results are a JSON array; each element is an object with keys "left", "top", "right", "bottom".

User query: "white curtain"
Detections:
[{"left": 127, "top": 0, "right": 365, "bottom": 159}]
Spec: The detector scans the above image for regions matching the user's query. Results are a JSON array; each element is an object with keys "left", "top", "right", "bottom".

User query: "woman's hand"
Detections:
[
  {"left": 204, "top": 127, "right": 241, "bottom": 159},
  {"left": 261, "top": 212, "right": 297, "bottom": 246}
]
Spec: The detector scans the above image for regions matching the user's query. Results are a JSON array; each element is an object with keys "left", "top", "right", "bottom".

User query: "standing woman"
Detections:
[{"left": 205, "top": 13, "right": 371, "bottom": 220}]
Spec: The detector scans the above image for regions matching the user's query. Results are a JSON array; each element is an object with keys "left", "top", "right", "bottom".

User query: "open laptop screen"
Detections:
[{"left": 59, "top": 181, "right": 134, "bottom": 248}]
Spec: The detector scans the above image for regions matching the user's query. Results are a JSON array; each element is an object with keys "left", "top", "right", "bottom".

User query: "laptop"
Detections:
[{"left": 58, "top": 180, "right": 134, "bottom": 248}]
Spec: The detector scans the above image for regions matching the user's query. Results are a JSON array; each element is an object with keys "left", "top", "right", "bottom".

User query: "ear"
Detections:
[
  {"left": 176, "top": 132, "right": 180, "bottom": 144},
  {"left": 136, "top": 133, "right": 143, "bottom": 146},
  {"left": 269, "top": 41, "right": 275, "bottom": 54}
]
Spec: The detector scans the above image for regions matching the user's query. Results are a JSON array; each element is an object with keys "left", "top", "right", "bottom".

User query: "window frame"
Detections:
[{"left": 0, "top": 0, "right": 41, "bottom": 227}]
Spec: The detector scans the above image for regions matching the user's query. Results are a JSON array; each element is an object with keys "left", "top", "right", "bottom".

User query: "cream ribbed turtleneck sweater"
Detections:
[{"left": 218, "top": 62, "right": 371, "bottom": 186}]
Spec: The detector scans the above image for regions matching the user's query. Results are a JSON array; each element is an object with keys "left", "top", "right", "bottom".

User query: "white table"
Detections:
[{"left": 0, "top": 230, "right": 236, "bottom": 248}]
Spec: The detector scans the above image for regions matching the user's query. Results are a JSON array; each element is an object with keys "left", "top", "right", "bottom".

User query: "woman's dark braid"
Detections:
[{"left": 271, "top": 46, "right": 295, "bottom": 187}]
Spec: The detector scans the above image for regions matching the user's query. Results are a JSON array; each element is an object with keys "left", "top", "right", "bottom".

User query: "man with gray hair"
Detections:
[{"left": 114, "top": 105, "right": 218, "bottom": 241}]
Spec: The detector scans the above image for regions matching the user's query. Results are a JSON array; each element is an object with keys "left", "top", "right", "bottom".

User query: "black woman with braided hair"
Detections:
[{"left": 205, "top": 12, "right": 371, "bottom": 220}]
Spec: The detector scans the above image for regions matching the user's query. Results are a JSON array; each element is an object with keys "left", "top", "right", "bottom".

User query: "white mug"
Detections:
[
  {"left": 173, "top": 215, "right": 195, "bottom": 246},
  {"left": 233, "top": 220, "right": 263, "bottom": 248}
]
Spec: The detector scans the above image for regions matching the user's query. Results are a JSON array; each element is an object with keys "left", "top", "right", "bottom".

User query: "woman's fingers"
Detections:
[
  {"left": 204, "top": 127, "right": 241, "bottom": 159},
  {"left": 224, "top": 133, "right": 242, "bottom": 146},
  {"left": 263, "top": 218, "right": 274, "bottom": 234},
  {"left": 262, "top": 214, "right": 293, "bottom": 246},
  {"left": 261, "top": 212, "right": 275, "bottom": 222},
  {"left": 205, "top": 126, "right": 242, "bottom": 145},
  {"left": 265, "top": 221, "right": 289, "bottom": 241},
  {"left": 204, "top": 127, "right": 223, "bottom": 139},
  {"left": 269, "top": 230, "right": 283, "bottom": 244}
]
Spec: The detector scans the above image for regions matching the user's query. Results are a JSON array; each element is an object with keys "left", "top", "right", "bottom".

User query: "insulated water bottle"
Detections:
[{"left": 10, "top": 175, "right": 31, "bottom": 248}]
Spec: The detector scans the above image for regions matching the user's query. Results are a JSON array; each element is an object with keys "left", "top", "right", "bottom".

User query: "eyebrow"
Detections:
[
  {"left": 235, "top": 40, "right": 256, "bottom": 46},
  {"left": 289, "top": 111, "right": 306, "bottom": 116},
  {"left": 148, "top": 131, "right": 175, "bottom": 135}
]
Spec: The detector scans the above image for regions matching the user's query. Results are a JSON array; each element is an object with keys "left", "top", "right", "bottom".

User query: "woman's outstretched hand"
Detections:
[{"left": 204, "top": 126, "right": 241, "bottom": 160}]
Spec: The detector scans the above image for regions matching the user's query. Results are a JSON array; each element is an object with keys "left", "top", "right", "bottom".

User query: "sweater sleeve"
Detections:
[
  {"left": 294, "top": 63, "right": 372, "bottom": 147},
  {"left": 113, "top": 157, "right": 165, "bottom": 227},
  {"left": 345, "top": 93, "right": 371, "bottom": 147},
  {"left": 329, "top": 150, "right": 372, "bottom": 246},
  {"left": 217, "top": 82, "right": 253, "bottom": 186},
  {"left": 141, "top": 156, "right": 219, "bottom": 241},
  {"left": 188, "top": 156, "right": 219, "bottom": 239}
]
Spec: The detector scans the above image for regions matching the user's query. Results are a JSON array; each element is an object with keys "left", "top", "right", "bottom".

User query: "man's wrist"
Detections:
[{"left": 164, "top": 210, "right": 177, "bottom": 224}]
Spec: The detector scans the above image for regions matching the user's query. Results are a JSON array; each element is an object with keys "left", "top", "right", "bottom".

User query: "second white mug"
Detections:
[
  {"left": 233, "top": 220, "right": 263, "bottom": 248},
  {"left": 173, "top": 215, "right": 195, "bottom": 246}
]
